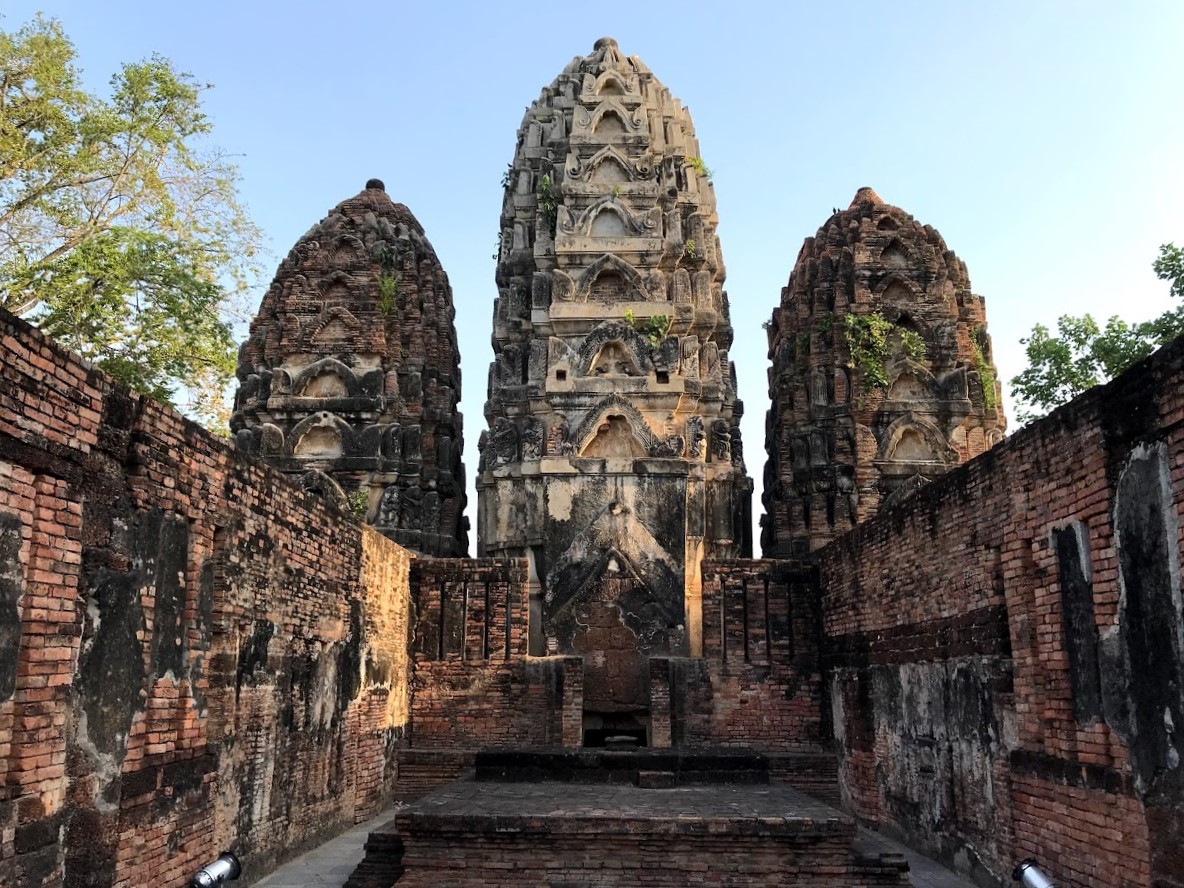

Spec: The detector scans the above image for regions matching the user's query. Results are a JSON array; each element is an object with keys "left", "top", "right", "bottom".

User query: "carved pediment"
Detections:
[
  {"left": 573, "top": 394, "right": 657, "bottom": 456},
  {"left": 560, "top": 198, "right": 659, "bottom": 239},
  {"left": 878, "top": 414, "right": 957, "bottom": 465},
  {"left": 575, "top": 322, "right": 653, "bottom": 376},
  {"left": 305, "top": 305, "right": 362, "bottom": 350},
  {"left": 544, "top": 500, "right": 681, "bottom": 626},
  {"left": 574, "top": 254, "right": 647, "bottom": 302},
  {"left": 289, "top": 412, "right": 354, "bottom": 460},
  {"left": 573, "top": 98, "right": 646, "bottom": 136}
]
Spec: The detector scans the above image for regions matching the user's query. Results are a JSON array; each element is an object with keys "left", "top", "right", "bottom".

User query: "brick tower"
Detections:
[
  {"left": 762, "top": 187, "right": 1005, "bottom": 555},
  {"left": 476, "top": 38, "right": 752, "bottom": 735},
  {"left": 232, "top": 179, "right": 468, "bottom": 556}
]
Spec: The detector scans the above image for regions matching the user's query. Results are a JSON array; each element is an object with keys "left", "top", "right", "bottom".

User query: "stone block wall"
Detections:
[
  {"left": 818, "top": 336, "right": 1184, "bottom": 887},
  {"left": 407, "top": 558, "right": 582, "bottom": 749},
  {"left": 650, "top": 560, "right": 826, "bottom": 752},
  {"left": 0, "top": 310, "right": 413, "bottom": 887}
]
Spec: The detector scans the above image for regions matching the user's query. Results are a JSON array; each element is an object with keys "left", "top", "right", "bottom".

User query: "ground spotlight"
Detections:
[
  {"left": 1013, "top": 858, "right": 1054, "bottom": 888},
  {"left": 190, "top": 851, "right": 241, "bottom": 887}
]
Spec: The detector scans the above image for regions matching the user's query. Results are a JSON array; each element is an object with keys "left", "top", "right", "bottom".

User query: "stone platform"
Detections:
[
  {"left": 390, "top": 780, "right": 908, "bottom": 887},
  {"left": 348, "top": 748, "right": 907, "bottom": 888}
]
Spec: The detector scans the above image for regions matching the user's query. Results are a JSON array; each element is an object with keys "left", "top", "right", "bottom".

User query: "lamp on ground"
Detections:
[
  {"left": 190, "top": 852, "right": 241, "bottom": 887},
  {"left": 1013, "top": 859, "right": 1054, "bottom": 888}
]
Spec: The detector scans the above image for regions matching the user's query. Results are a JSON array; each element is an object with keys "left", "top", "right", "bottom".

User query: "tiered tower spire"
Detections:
[
  {"left": 762, "top": 188, "right": 1005, "bottom": 555},
  {"left": 232, "top": 180, "right": 467, "bottom": 556},
  {"left": 476, "top": 39, "right": 752, "bottom": 727}
]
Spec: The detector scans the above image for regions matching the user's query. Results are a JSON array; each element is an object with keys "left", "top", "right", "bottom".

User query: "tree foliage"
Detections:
[
  {"left": 0, "top": 15, "right": 260, "bottom": 426},
  {"left": 1010, "top": 244, "right": 1184, "bottom": 424}
]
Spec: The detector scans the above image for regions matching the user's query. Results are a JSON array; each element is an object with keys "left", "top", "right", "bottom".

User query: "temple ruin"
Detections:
[
  {"left": 1, "top": 36, "right": 1182, "bottom": 888},
  {"left": 232, "top": 180, "right": 468, "bottom": 557},
  {"left": 762, "top": 187, "right": 1006, "bottom": 555}
]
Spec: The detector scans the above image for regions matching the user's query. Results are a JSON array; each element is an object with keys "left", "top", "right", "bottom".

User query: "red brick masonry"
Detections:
[
  {"left": 0, "top": 311, "right": 412, "bottom": 886},
  {"left": 818, "top": 337, "right": 1184, "bottom": 887}
]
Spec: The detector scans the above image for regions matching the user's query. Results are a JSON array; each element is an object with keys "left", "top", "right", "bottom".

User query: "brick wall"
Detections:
[
  {"left": 407, "top": 558, "right": 582, "bottom": 749},
  {"left": 817, "top": 336, "right": 1184, "bottom": 887},
  {"left": 651, "top": 560, "right": 827, "bottom": 753},
  {"left": 0, "top": 310, "right": 413, "bottom": 887}
]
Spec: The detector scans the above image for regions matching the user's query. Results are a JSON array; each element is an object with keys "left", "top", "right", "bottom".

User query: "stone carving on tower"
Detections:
[
  {"left": 762, "top": 187, "right": 1005, "bottom": 556},
  {"left": 232, "top": 179, "right": 468, "bottom": 557},
  {"left": 477, "top": 38, "right": 753, "bottom": 729}
]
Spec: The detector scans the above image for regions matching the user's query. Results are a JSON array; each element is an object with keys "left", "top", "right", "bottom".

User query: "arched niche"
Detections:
[
  {"left": 573, "top": 395, "right": 657, "bottom": 455},
  {"left": 590, "top": 155, "right": 630, "bottom": 184},
  {"left": 320, "top": 268, "right": 354, "bottom": 306},
  {"left": 880, "top": 238, "right": 910, "bottom": 268},
  {"left": 596, "top": 72, "right": 628, "bottom": 96},
  {"left": 879, "top": 415, "right": 954, "bottom": 465},
  {"left": 593, "top": 109, "right": 627, "bottom": 137},
  {"left": 301, "top": 368, "right": 349, "bottom": 399},
  {"left": 887, "top": 368, "right": 933, "bottom": 402},
  {"left": 289, "top": 412, "right": 352, "bottom": 460},
  {"left": 329, "top": 234, "right": 366, "bottom": 266},
  {"left": 305, "top": 305, "right": 361, "bottom": 350},
  {"left": 293, "top": 425, "right": 342, "bottom": 459},
  {"left": 576, "top": 322, "right": 653, "bottom": 377},
  {"left": 582, "top": 414, "right": 648, "bottom": 458},
  {"left": 889, "top": 428, "right": 940, "bottom": 462},
  {"left": 881, "top": 280, "right": 915, "bottom": 305},
  {"left": 291, "top": 357, "right": 361, "bottom": 399},
  {"left": 877, "top": 216, "right": 899, "bottom": 231},
  {"left": 590, "top": 270, "right": 626, "bottom": 301},
  {"left": 576, "top": 254, "right": 644, "bottom": 302}
]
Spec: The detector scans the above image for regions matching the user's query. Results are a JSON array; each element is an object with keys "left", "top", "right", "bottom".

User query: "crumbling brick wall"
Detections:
[
  {"left": 651, "top": 560, "right": 826, "bottom": 753},
  {"left": 407, "top": 558, "right": 582, "bottom": 749},
  {"left": 818, "top": 337, "right": 1184, "bottom": 887},
  {"left": 0, "top": 310, "right": 413, "bottom": 887}
]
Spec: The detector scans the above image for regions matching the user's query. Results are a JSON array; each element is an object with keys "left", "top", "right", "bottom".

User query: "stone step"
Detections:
[
  {"left": 342, "top": 817, "right": 404, "bottom": 888},
  {"left": 474, "top": 746, "right": 770, "bottom": 786}
]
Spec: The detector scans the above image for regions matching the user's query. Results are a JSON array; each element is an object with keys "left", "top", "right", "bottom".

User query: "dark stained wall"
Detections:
[
  {"left": 0, "top": 310, "right": 413, "bottom": 887},
  {"left": 817, "top": 335, "right": 1184, "bottom": 888}
]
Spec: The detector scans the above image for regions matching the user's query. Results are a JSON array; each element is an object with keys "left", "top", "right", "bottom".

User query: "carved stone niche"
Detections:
[{"left": 583, "top": 415, "right": 647, "bottom": 458}]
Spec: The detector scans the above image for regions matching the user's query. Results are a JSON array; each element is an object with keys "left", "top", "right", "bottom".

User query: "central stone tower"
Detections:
[{"left": 476, "top": 38, "right": 752, "bottom": 738}]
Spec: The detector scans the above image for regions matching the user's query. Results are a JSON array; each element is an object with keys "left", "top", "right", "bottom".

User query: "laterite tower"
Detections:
[
  {"left": 476, "top": 38, "right": 753, "bottom": 737},
  {"left": 762, "top": 187, "right": 1005, "bottom": 555}
]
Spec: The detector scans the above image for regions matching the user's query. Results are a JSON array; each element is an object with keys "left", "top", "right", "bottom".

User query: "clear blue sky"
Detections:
[{"left": 8, "top": 1, "right": 1183, "bottom": 549}]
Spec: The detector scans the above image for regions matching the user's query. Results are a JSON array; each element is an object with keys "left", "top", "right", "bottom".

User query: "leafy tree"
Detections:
[
  {"left": 0, "top": 15, "right": 260, "bottom": 427},
  {"left": 1010, "top": 244, "right": 1184, "bottom": 424}
]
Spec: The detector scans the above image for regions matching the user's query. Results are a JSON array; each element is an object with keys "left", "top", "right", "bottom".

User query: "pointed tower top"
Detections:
[{"left": 850, "top": 186, "right": 884, "bottom": 208}]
